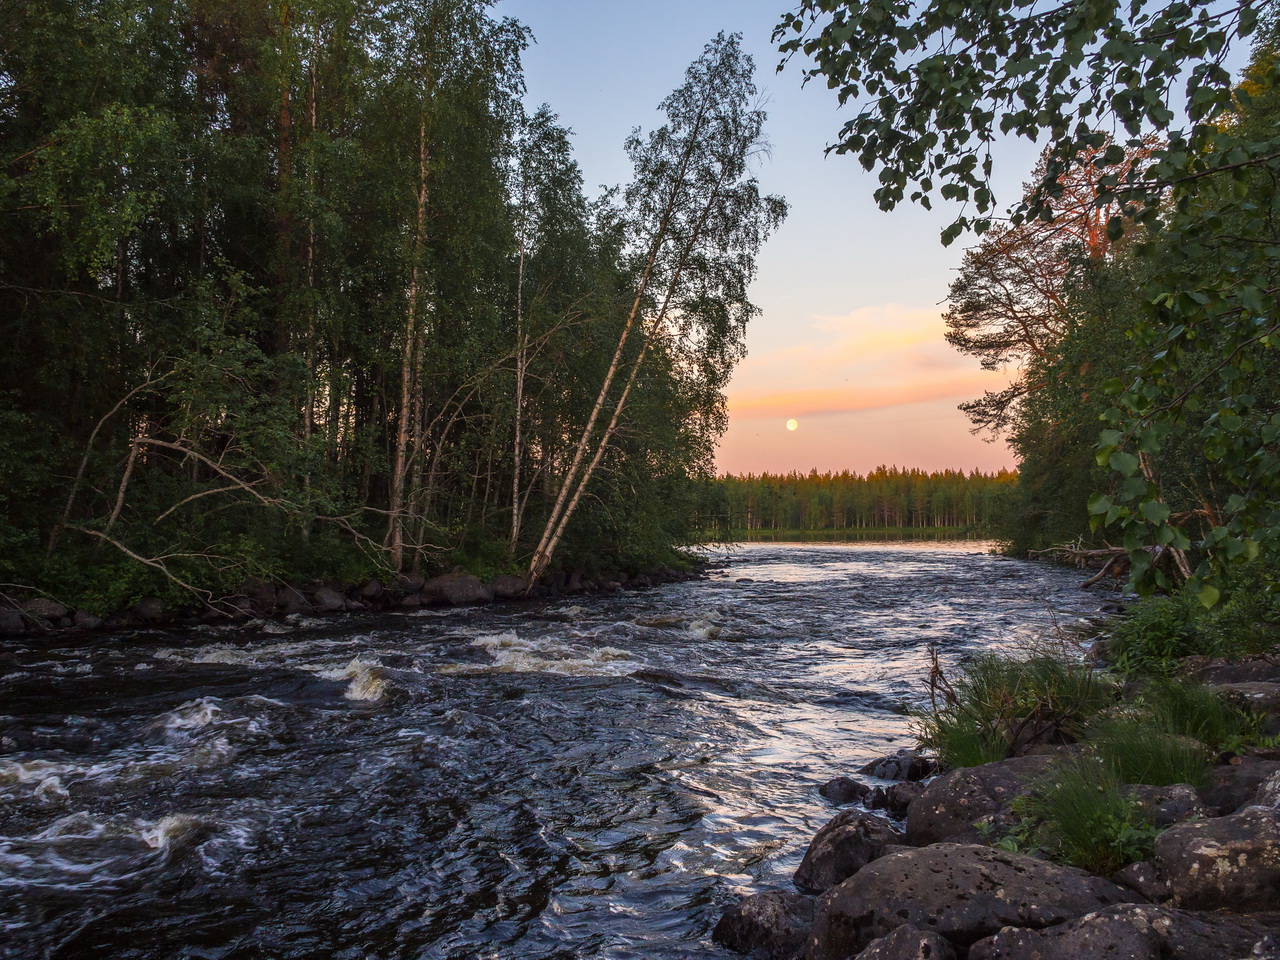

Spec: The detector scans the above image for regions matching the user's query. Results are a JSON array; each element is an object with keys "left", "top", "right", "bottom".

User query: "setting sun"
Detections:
[{"left": 786, "top": 419, "right": 799, "bottom": 431}]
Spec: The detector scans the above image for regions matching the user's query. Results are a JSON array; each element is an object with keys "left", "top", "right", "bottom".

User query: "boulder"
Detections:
[
  {"left": 422, "top": 572, "right": 493, "bottom": 606},
  {"left": 885, "top": 781, "right": 926, "bottom": 818},
  {"left": 489, "top": 574, "right": 528, "bottom": 600},
  {"left": 359, "top": 578, "right": 383, "bottom": 600},
  {"left": 855, "top": 924, "right": 955, "bottom": 960},
  {"left": 860, "top": 750, "right": 937, "bottom": 782},
  {"left": 1213, "top": 682, "right": 1280, "bottom": 714},
  {"left": 131, "top": 596, "right": 166, "bottom": 623},
  {"left": 396, "top": 573, "right": 425, "bottom": 594},
  {"left": 275, "top": 585, "right": 309, "bottom": 611},
  {"left": 1192, "top": 659, "right": 1280, "bottom": 685},
  {"left": 906, "top": 755, "right": 1053, "bottom": 846},
  {"left": 794, "top": 811, "right": 900, "bottom": 894},
  {"left": 712, "top": 890, "right": 814, "bottom": 959},
  {"left": 1129, "top": 782, "right": 1207, "bottom": 826},
  {"left": 1155, "top": 806, "right": 1280, "bottom": 911},
  {"left": 1112, "top": 860, "right": 1171, "bottom": 901},
  {"left": 312, "top": 587, "right": 347, "bottom": 613},
  {"left": 240, "top": 578, "right": 278, "bottom": 605},
  {"left": 818, "top": 777, "right": 869, "bottom": 805},
  {"left": 967, "top": 903, "right": 1275, "bottom": 960},
  {"left": 1200, "top": 759, "right": 1280, "bottom": 815},
  {"left": 71, "top": 610, "right": 103, "bottom": 631},
  {"left": 399, "top": 593, "right": 421, "bottom": 609},
  {"left": 804, "top": 843, "right": 1140, "bottom": 960},
  {"left": 0, "top": 609, "right": 25, "bottom": 635},
  {"left": 21, "top": 597, "right": 68, "bottom": 620},
  {"left": 1257, "top": 771, "right": 1280, "bottom": 808}
]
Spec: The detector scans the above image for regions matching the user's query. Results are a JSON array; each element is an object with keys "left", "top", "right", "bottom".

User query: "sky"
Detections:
[{"left": 496, "top": 0, "right": 1036, "bottom": 476}]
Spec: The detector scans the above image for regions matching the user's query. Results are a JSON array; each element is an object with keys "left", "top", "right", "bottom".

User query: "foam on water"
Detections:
[
  {"left": 318, "top": 658, "right": 389, "bottom": 701},
  {"left": 440, "top": 631, "right": 641, "bottom": 677}
]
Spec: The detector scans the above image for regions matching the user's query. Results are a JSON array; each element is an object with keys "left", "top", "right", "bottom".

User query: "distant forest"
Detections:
[{"left": 714, "top": 467, "right": 1016, "bottom": 534}]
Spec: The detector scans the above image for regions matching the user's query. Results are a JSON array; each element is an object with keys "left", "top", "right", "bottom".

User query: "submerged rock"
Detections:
[
  {"left": 967, "top": 903, "right": 1276, "bottom": 960},
  {"left": 712, "top": 890, "right": 814, "bottom": 959},
  {"left": 906, "top": 754, "right": 1053, "bottom": 846},
  {"left": 804, "top": 843, "right": 1140, "bottom": 960},
  {"left": 1155, "top": 806, "right": 1280, "bottom": 911},
  {"left": 793, "top": 810, "right": 900, "bottom": 894}
]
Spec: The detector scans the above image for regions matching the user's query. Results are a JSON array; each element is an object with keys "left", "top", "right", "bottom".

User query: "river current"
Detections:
[{"left": 0, "top": 543, "right": 1105, "bottom": 959}]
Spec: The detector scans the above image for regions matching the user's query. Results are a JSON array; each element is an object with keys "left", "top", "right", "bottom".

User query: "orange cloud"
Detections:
[{"left": 728, "top": 368, "right": 1012, "bottom": 420}]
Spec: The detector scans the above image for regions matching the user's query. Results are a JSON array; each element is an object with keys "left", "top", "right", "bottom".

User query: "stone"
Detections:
[
  {"left": 1112, "top": 860, "right": 1171, "bottom": 901},
  {"left": 422, "top": 572, "right": 493, "bottom": 606},
  {"left": 399, "top": 593, "right": 421, "bottom": 609},
  {"left": 131, "top": 596, "right": 166, "bottom": 623},
  {"left": 0, "top": 609, "right": 26, "bottom": 635},
  {"left": 1200, "top": 759, "right": 1280, "bottom": 815},
  {"left": 906, "top": 755, "right": 1054, "bottom": 846},
  {"left": 1193, "top": 659, "right": 1280, "bottom": 685},
  {"left": 21, "top": 597, "right": 68, "bottom": 620},
  {"left": 1257, "top": 771, "right": 1280, "bottom": 809},
  {"left": 1251, "top": 934, "right": 1280, "bottom": 959},
  {"left": 859, "top": 750, "right": 937, "bottom": 782},
  {"left": 885, "top": 781, "right": 926, "bottom": 818},
  {"left": 855, "top": 924, "right": 955, "bottom": 960},
  {"left": 312, "top": 587, "right": 347, "bottom": 613},
  {"left": 1155, "top": 806, "right": 1280, "bottom": 911},
  {"left": 1129, "top": 782, "right": 1208, "bottom": 826},
  {"left": 967, "top": 903, "right": 1275, "bottom": 960},
  {"left": 712, "top": 891, "right": 814, "bottom": 960},
  {"left": 1213, "top": 682, "right": 1280, "bottom": 714},
  {"left": 396, "top": 573, "right": 425, "bottom": 594},
  {"left": 276, "top": 585, "right": 308, "bottom": 608},
  {"left": 359, "top": 578, "right": 382, "bottom": 599},
  {"left": 70, "top": 611, "right": 103, "bottom": 631},
  {"left": 804, "top": 843, "right": 1140, "bottom": 960},
  {"left": 489, "top": 574, "right": 528, "bottom": 599},
  {"left": 818, "top": 776, "right": 869, "bottom": 805},
  {"left": 794, "top": 810, "right": 900, "bottom": 894},
  {"left": 240, "top": 578, "right": 277, "bottom": 604}
]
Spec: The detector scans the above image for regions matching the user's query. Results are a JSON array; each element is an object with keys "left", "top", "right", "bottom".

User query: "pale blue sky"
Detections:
[{"left": 496, "top": 0, "right": 1040, "bottom": 474}]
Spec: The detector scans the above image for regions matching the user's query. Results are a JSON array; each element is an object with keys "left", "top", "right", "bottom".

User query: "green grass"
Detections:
[{"left": 1089, "top": 715, "right": 1212, "bottom": 788}]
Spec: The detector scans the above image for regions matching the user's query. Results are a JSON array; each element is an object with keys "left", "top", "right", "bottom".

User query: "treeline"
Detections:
[
  {"left": 713, "top": 467, "right": 1017, "bottom": 534},
  {"left": 0, "top": 2, "right": 783, "bottom": 611}
]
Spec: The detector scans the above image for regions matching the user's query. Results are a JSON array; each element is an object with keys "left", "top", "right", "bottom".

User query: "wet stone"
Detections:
[
  {"left": 712, "top": 891, "right": 814, "bottom": 960},
  {"left": 818, "top": 776, "right": 868, "bottom": 805},
  {"left": 794, "top": 810, "right": 900, "bottom": 894}
]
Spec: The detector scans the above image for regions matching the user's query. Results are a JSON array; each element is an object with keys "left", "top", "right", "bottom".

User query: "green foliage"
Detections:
[
  {"left": 1019, "top": 757, "right": 1163, "bottom": 875},
  {"left": 915, "top": 651, "right": 1115, "bottom": 765},
  {"left": 1108, "top": 595, "right": 1217, "bottom": 675},
  {"left": 1090, "top": 714, "right": 1212, "bottom": 788}
]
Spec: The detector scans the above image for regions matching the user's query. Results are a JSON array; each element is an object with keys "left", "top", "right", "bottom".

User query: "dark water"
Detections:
[{"left": 0, "top": 543, "right": 1104, "bottom": 959}]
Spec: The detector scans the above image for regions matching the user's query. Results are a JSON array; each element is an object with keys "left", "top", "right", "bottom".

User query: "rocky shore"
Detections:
[
  {"left": 0, "top": 564, "right": 701, "bottom": 637},
  {"left": 715, "top": 657, "right": 1280, "bottom": 960}
]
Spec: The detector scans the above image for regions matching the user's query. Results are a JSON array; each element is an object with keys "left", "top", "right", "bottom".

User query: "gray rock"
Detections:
[
  {"left": 21, "top": 597, "right": 67, "bottom": 620},
  {"left": 1113, "top": 860, "right": 1170, "bottom": 901},
  {"left": 1193, "top": 659, "right": 1280, "bottom": 685},
  {"left": 1251, "top": 934, "right": 1280, "bottom": 959},
  {"left": 804, "top": 843, "right": 1140, "bottom": 960},
  {"left": 396, "top": 573, "right": 425, "bottom": 594},
  {"left": 818, "top": 777, "right": 869, "bottom": 805},
  {"left": 885, "top": 781, "right": 926, "bottom": 818},
  {"left": 240, "top": 578, "right": 277, "bottom": 604},
  {"left": 71, "top": 612, "right": 103, "bottom": 631},
  {"left": 1257, "top": 771, "right": 1280, "bottom": 809},
  {"left": 1213, "top": 682, "right": 1280, "bottom": 714},
  {"left": 1155, "top": 806, "right": 1280, "bottom": 911},
  {"left": 1201, "top": 760, "right": 1280, "bottom": 815},
  {"left": 422, "top": 573, "right": 493, "bottom": 606},
  {"left": 131, "top": 596, "right": 166, "bottom": 622},
  {"left": 906, "top": 755, "right": 1053, "bottom": 846},
  {"left": 859, "top": 750, "right": 937, "bottom": 782},
  {"left": 855, "top": 924, "right": 955, "bottom": 960},
  {"left": 312, "top": 587, "right": 347, "bottom": 613},
  {"left": 399, "top": 593, "right": 422, "bottom": 609},
  {"left": 359, "top": 578, "right": 382, "bottom": 599},
  {"left": 277, "top": 585, "right": 309, "bottom": 609},
  {"left": 794, "top": 810, "right": 900, "bottom": 894},
  {"left": 0, "top": 609, "right": 25, "bottom": 635},
  {"left": 489, "top": 574, "right": 528, "bottom": 599},
  {"left": 967, "top": 903, "right": 1275, "bottom": 960},
  {"left": 713, "top": 891, "right": 815, "bottom": 960},
  {"left": 1129, "top": 782, "right": 1207, "bottom": 826}
]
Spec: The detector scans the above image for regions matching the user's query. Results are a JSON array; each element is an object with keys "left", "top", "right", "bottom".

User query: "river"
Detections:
[{"left": 0, "top": 542, "right": 1105, "bottom": 959}]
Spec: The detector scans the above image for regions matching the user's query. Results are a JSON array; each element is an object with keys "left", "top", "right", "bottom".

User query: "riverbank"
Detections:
[{"left": 714, "top": 613, "right": 1280, "bottom": 959}]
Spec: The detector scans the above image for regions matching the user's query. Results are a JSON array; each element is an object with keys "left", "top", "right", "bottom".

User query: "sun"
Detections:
[{"left": 786, "top": 419, "right": 799, "bottom": 431}]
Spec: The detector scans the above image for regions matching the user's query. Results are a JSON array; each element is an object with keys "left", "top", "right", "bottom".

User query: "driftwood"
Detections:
[{"left": 1029, "top": 542, "right": 1191, "bottom": 588}]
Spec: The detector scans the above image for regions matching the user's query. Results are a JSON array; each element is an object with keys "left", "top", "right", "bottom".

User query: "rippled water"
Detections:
[{"left": 0, "top": 543, "right": 1105, "bottom": 959}]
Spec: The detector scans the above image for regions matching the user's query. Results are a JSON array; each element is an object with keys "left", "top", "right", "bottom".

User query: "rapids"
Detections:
[{"left": 0, "top": 543, "right": 1106, "bottom": 959}]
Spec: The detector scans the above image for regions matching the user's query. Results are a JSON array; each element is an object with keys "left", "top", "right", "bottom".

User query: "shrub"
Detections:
[
  {"left": 1019, "top": 756, "right": 1162, "bottom": 875},
  {"left": 915, "top": 649, "right": 1115, "bottom": 766},
  {"left": 1107, "top": 594, "right": 1215, "bottom": 676}
]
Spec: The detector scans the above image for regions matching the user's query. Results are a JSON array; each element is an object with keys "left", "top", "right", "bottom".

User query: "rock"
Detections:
[
  {"left": 1129, "top": 782, "right": 1207, "bottom": 826},
  {"left": 489, "top": 574, "right": 528, "bottom": 599},
  {"left": 804, "top": 843, "right": 1140, "bottom": 960},
  {"left": 224, "top": 597, "right": 255, "bottom": 619},
  {"left": 1213, "top": 682, "right": 1280, "bottom": 714},
  {"left": 276, "top": 585, "right": 308, "bottom": 608},
  {"left": 70, "top": 611, "right": 103, "bottom": 631},
  {"left": 566, "top": 570, "right": 584, "bottom": 594},
  {"left": 359, "top": 578, "right": 383, "bottom": 599},
  {"left": 399, "top": 593, "right": 421, "bottom": 609},
  {"left": 794, "top": 811, "right": 901, "bottom": 894},
  {"left": 1200, "top": 759, "right": 1280, "bottom": 814},
  {"left": 312, "top": 587, "right": 347, "bottom": 613},
  {"left": 240, "top": 578, "right": 278, "bottom": 604},
  {"left": 712, "top": 891, "right": 814, "bottom": 960},
  {"left": 1193, "top": 659, "right": 1280, "bottom": 685},
  {"left": 967, "top": 903, "right": 1275, "bottom": 960},
  {"left": 1258, "top": 771, "right": 1280, "bottom": 808},
  {"left": 1252, "top": 934, "right": 1280, "bottom": 959},
  {"left": 906, "top": 755, "right": 1053, "bottom": 846},
  {"left": 1155, "top": 806, "right": 1280, "bottom": 911},
  {"left": 1112, "top": 860, "right": 1170, "bottom": 901},
  {"left": 21, "top": 597, "right": 68, "bottom": 620},
  {"left": 422, "top": 573, "right": 493, "bottom": 606},
  {"left": 131, "top": 596, "right": 166, "bottom": 623},
  {"left": 860, "top": 750, "right": 937, "bottom": 782},
  {"left": 885, "top": 781, "right": 926, "bottom": 818},
  {"left": 855, "top": 924, "right": 955, "bottom": 960},
  {"left": 818, "top": 777, "right": 869, "bottom": 805},
  {"left": 396, "top": 573, "right": 425, "bottom": 594},
  {"left": 0, "top": 609, "right": 26, "bottom": 635}
]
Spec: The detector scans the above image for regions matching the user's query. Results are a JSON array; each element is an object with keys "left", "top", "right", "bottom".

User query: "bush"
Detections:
[
  {"left": 1107, "top": 594, "right": 1215, "bottom": 676},
  {"left": 915, "top": 650, "right": 1115, "bottom": 766},
  {"left": 1019, "top": 756, "right": 1162, "bottom": 875}
]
